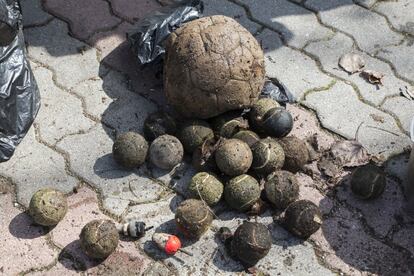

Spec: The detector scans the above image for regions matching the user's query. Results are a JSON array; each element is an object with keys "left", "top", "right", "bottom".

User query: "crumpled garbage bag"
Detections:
[
  {"left": 260, "top": 78, "right": 295, "bottom": 105},
  {"left": 0, "top": 0, "right": 40, "bottom": 162}
]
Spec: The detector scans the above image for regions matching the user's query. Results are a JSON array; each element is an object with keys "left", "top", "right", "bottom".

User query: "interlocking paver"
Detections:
[
  {"left": 110, "top": 0, "right": 161, "bottom": 22},
  {"left": 382, "top": 96, "right": 414, "bottom": 133},
  {"left": 374, "top": 0, "right": 414, "bottom": 35},
  {"left": 377, "top": 41, "right": 414, "bottom": 83},
  {"left": 20, "top": 0, "right": 53, "bottom": 27},
  {"left": 392, "top": 227, "right": 414, "bottom": 256},
  {"left": 354, "top": 0, "right": 377, "bottom": 9},
  {"left": 28, "top": 258, "right": 79, "bottom": 276}
]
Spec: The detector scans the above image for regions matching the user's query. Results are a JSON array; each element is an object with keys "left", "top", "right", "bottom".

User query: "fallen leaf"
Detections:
[
  {"left": 361, "top": 70, "right": 385, "bottom": 85},
  {"left": 330, "top": 140, "right": 370, "bottom": 167},
  {"left": 339, "top": 53, "right": 365, "bottom": 74},
  {"left": 317, "top": 156, "right": 342, "bottom": 178},
  {"left": 370, "top": 114, "right": 385, "bottom": 123},
  {"left": 400, "top": 86, "right": 414, "bottom": 100}
]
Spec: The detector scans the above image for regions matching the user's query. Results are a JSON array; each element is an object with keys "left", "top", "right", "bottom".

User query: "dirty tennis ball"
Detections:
[
  {"left": 231, "top": 221, "right": 272, "bottom": 266},
  {"left": 232, "top": 130, "right": 260, "bottom": 147},
  {"left": 143, "top": 111, "right": 177, "bottom": 141},
  {"left": 192, "top": 138, "right": 219, "bottom": 172},
  {"left": 351, "top": 164, "right": 386, "bottom": 200},
  {"left": 251, "top": 138, "right": 285, "bottom": 176},
  {"left": 215, "top": 139, "right": 253, "bottom": 176},
  {"left": 188, "top": 172, "right": 224, "bottom": 206},
  {"left": 249, "top": 98, "right": 280, "bottom": 130},
  {"left": 175, "top": 199, "right": 213, "bottom": 239},
  {"left": 212, "top": 111, "right": 249, "bottom": 138},
  {"left": 225, "top": 174, "right": 261, "bottom": 212},
  {"left": 149, "top": 135, "right": 184, "bottom": 170},
  {"left": 262, "top": 107, "right": 293, "bottom": 138},
  {"left": 284, "top": 200, "right": 322, "bottom": 239},
  {"left": 80, "top": 219, "right": 119, "bottom": 259},
  {"left": 177, "top": 120, "right": 214, "bottom": 154},
  {"left": 265, "top": 171, "right": 299, "bottom": 209},
  {"left": 112, "top": 132, "right": 148, "bottom": 169},
  {"left": 29, "top": 188, "right": 68, "bottom": 226},
  {"left": 279, "top": 136, "right": 310, "bottom": 173}
]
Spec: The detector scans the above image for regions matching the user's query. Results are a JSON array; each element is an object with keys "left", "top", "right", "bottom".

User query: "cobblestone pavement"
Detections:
[{"left": 1, "top": 0, "right": 414, "bottom": 275}]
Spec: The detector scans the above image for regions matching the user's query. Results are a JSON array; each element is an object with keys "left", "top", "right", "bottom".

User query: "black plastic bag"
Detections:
[
  {"left": 260, "top": 78, "right": 295, "bottom": 106},
  {"left": 0, "top": 0, "right": 40, "bottom": 162}
]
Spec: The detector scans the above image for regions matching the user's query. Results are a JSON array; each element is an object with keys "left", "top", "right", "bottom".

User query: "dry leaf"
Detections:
[
  {"left": 339, "top": 53, "right": 365, "bottom": 74},
  {"left": 361, "top": 70, "right": 385, "bottom": 85},
  {"left": 330, "top": 140, "right": 370, "bottom": 167},
  {"left": 370, "top": 114, "right": 385, "bottom": 123},
  {"left": 317, "top": 156, "right": 342, "bottom": 178}
]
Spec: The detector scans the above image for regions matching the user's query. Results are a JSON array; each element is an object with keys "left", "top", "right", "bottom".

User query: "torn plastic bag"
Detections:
[
  {"left": 127, "top": 0, "right": 203, "bottom": 65},
  {"left": 0, "top": 0, "right": 40, "bottom": 162},
  {"left": 260, "top": 78, "right": 295, "bottom": 106}
]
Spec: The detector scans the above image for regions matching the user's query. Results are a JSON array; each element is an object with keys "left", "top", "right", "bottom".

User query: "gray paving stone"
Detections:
[
  {"left": 392, "top": 227, "right": 414, "bottom": 256},
  {"left": 304, "top": 81, "right": 411, "bottom": 159},
  {"left": 25, "top": 19, "right": 100, "bottom": 89},
  {"left": 381, "top": 96, "right": 414, "bottom": 133},
  {"left": 0, "top": 128, "right": 78, "bottom": 207},
  {"left": 237, "top": 0, "right": 333, "bottom": 48},
  {"left": 305, "top": 32, "right": 410, "bottom": 106},
  {"left": 21, "top": 0, "right": 53, "bottom": 27},
  {"left": 305, "top": 0, "right": 403, "bottom": 53},
  {"left": 377, "top": 41, "right": 414, "bottom": 82},
  {"left": 257, "top": 29, "right": 334, "bottom": 100},
  {"left": 33, "top": 67, "right": 95, "bottom": 145},
  {"left": 354, "top": 0, "right": 377, "bottom": 9},
  {"left": 374, "top": 0, "right": 414, "bottom": 35}
]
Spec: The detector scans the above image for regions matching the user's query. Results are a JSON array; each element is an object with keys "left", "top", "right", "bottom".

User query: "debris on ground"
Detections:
[
  {"left": 361, "top": 69, "right": 385, "bottom": 85},
  {"left": 117, "top": 219, "right": 154, "bottom": 239},
  {"left": 152, "top": 233, "right": 193, "bottom": 256},
  {"left": 400, "top": 86, "right": 414, "bottom": 100},
  {"left": 338, "top": 53, "right": 366, "bottom": 74}
]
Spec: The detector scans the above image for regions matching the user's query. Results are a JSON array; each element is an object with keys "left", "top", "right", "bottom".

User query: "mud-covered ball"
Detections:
[
  {"left": 251, "top": 138, "right": 285, "bottom": 176},
  {"left": 265, "top": 171, "right": 299, "bottom": 209},
  {"left": 149, "top": 135, "right": 184, "bottom": 170},
  {"left": 351, "top": 164, "right": 386, "bottom": 200},
  {"left": 231, "top": 221, "right": 272, "bottom": 266},
  {"left": 177, "top": 120, "right": 214, "bottom": 154},
  {"left": 279, "top": 136, "right": 310, "bottom": 173},
  {"left": 192, "top": 138, "right": 219, "bottom": 172},
  {"left": 215, "top": 139, "right": 252, "bottom": 176},
  {"left": 112, "top": 132, "right": 148, "bottom": 169},
  {"left": 249, "top": 98, "right": 280, "bottom": 130},
  {"left": 233, "top": 130, "right": 260, "bottom": 147},
  {"left": 212, "top": 111, "right": 249, "bottom": 138},
  {"left": 80, "top": 219, "right": 119, "bottom": 259},
  {"left": 29, "top": 188, "right": 68, "bottom": 226},
  {"left": 188, "top": 172, "right": 224, "bottom": 206},
  {"left": 225, "top": 174, "right": 260, "bottom": 212},
  {"left": 284, "top": 200, "right": 322, "bottom": 238},
  {"left": 262, "top": 107, "right": 293, "bottom": 138},
  {"left": 175, "top": 199, "right": 213, "bottom": 239},
  {"left": 143, "top": 112, "right": 177, "bottom": 141}
]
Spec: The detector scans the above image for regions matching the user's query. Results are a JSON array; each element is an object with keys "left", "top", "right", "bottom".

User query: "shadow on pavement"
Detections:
[{"left": 8, "top": 212, "right": 52, "bottom": 239}]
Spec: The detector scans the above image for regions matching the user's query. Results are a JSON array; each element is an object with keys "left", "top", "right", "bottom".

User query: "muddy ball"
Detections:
[
  {"left": 143, "top": 112, "right": 177, "bottom": 141},
  {"left": 279, "top": 136, "right": 310, "bottom": 173},
  {"left": 265, "top": 171, "right": 299, "bottom": 209},
  {"left": 175, "top": 199, "right": 213, "bottom": 239},
  {"left": 188, "top": 172, "right": 224, "bottom": 206},
  {"left": 351, "top": 164, "right": 386, "bottom": 200},
  {"left": 249, "top": 98, "right": 280, "bottom": 130},
  {"left": 177, "top": 120, "right": 214, "bottom": 154},
  {"left": 284, "top": 200, "right": 322, "bottom": 238},
  {"left": 232, "top": 130, "right": 260, "bottom": 147},
  {"left": 112, "top": 132, "right": 148, "bottom": 169},
  {"left": 262, "top": 107, "right": 293, "bottom": 138},
  {"left": 212, "top": 111, "right": 249, "bottom": 138},
  {"left": 80, "top": 219, "right": 119, "bottom": 259},
  {"left": 215, "top": 139, "right": 253, "bottom": 176},
  {"left": 149, "top": 135, "right": 184, "bottom": 170},
  {"left": 251, "top": 138, "right": 285, "bottom": 176},
  {"left": 225, "top": 174, "right": 261, "bottom": 212},
  {"left": 192, "top": 138, "right": 219, "bottom": 172},
  {"left": 231, "top": 221, "right": 272, "bottom": 266},
  {"left": 29, "top": 188, "right": 68, "bottom": 226}
]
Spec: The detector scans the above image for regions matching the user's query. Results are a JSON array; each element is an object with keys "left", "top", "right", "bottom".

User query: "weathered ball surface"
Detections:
[
  {"left": 80, "top": 219, "right": 119, "bottom": 259},
  {"left": 29, "top": 188, "right": 68, "bottom": 226},
  {"left": 192, "top": 138, "right": 219, "bottom": 172},
  {"left": 177, "top": 120, "right": 214, "bottom": 154},
  {"left": 225, "top": 174, "right": 260, "bottom": 212},
  {"left": 251, "top": 138, "right": 285, "bottom": 176},
  {"left": 212, "top": 111, "right": 249, "bottom": 138},
  {"left": 262, "top": 107, "right": 293, "bottom": 138},
  {"left": 249, "top": 98, "right": 280, "bottom": 130},
  {"left": 232, "top": 130, "right": 260, "bottom": 147},
  {"left": 351, "top": 164, "right": 386, "bottom": 200},
  {"left": 279, "top": 136, "right": 310, "bottom": 173},
  {"left": 284, "top": 200, "right": 322, "bottom": 238},
  {"left": 265, "top": 170, "right": 299, "bottom": 209},
  {"left": 215, "top": 139, "right": 253, "bottom": 176},
  {"left": 149, "top": 135, "right": 184, "bottom": 170},
  {"left": 112, "top": 132, "right": 148, "bottom": 169},
  {"left": 175, "top": 199, "right": 213, "bottom": 239},
  {"left": 188, "top": 172, "right": 224, "bottom": 206},
  {"left": 143, "top": 112, "right": 177, "bottom": 141}
]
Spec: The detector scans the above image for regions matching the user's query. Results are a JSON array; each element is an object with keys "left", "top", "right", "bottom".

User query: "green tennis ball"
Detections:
[
  {"left": 265, "top": 170, "right": 299, "bottom": 209},
  {"left": 279, "top": 136, "right": 310, "bottom": 173},
  {"left": 251, "top": 138, "right": 285, "bottom": 176},
  {"left": 175, "top": 199, "right": 213, "bottom": 239},
  {"left": 177, "top": 120, "right": 214, "bottom": 154},
  {"left": 351, "top": 164, "right": 385, "bottom": 199},
  {"left": 249, "top": 98, "right": 280, "bottom": 130},
  {"left": 212, "top": 111, "right": 249, "bottom": 138},
  {"left": 149, "top": 135, "right": 184, "bottom": 170},
  {"left": 29, "top": 188, "right": 68, "bottom": 226},
  {"left": 284, "top": 200, "right": 322, "bottom": 239},
  {"left": 188, "top": 172, "right": 224, "bottom": 206},
  {"left": 262, "top": 107, "right": 293, "bottom": 138},
  {"left": 225, "top": 174, "right": 260, "bottom": 212},
  {"left": 215, "top": 139, "right": 253, "bottom": 176},
  {"left": 232, "top": 130, "right": 260, "bottom": 147},
  {"left": 80, "top": 219, "right": 119, "bottom": 259},
  {"left": 112, "top": 132, "right": 148, "bottom": 169}
]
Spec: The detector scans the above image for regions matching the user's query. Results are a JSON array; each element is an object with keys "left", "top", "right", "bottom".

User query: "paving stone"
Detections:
[
  {"left": 33, "top": 67, "right": 95, "bottom": 145},
  {"left": 21, "top": 0, "right": 53, "bottom": 27},
  {"left": 305, "top": 0, "right": 403, "bottom": 53},
  {"left": 354, "top": 0, "right": 377, "bottom": 9},
  {"left": 297, "top": 173, "right": 334, "bottom": 215},
  {"left": 0, "top": 128, "right": 78, "bottom": 207},
  {"left": 57, "top": 125, "right": 169, "bottom": 217},
  {"left": 304, "top": 81, "right": 411, "bottom": 159},
  {"left": 143, "top": 261, "right": 175, "bottom": 276},
  {"left": 305, "top": 32, "right": 410, "bottom": 106},
  {"left": 110, "top": 0, "right": 161, "bottom": 22},
  {"left": 374, "top": 0, "right": 414, "bottom": 35},
  {"left": 25, "top": 19, "right": 100, "bottom": 89},
  {"left": 392, "top": 227, "right": 414, "bottom": 256},
  {"left": 377, "top": 41, "right": 414, "bottom": 82},
  {"left": 237, "top": 0, "right": 333, "bottom": 48},
  {"left": 44, "top": 0, "right": 121, "bottom": 40},
  {"left": 257, "top": 29, "right": 334, "bottom": 100},
  {"left": 28, "top": 258, "right": 79, "bottom": 276},
  {"left": 0, "top": 192, "right": 58, "bottom": 275},
  {"left": 382, "top": 96, "right": 414, "bottom": 133}
]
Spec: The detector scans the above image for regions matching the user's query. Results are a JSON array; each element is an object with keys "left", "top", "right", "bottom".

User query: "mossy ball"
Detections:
[
  {"left": 231, "top": 221, "right": 272, "bottom": 266},
  {"left": 212, "top": 111, "right": 249, "bottom": 138},
  {"left": 80, "top": 219, "right": 119, "bottom": 259},
  {"left": 279, "top": 136, "right": 310, "bottom": 173},
  {"left": 225, "top": 174, "right": 261, "bottom": 212},
  {"left": 215, "top": 139, "right": 253, "bottom": 176},
  {"left": 284, "top": 200, "right": 322, "bottom": 238},
  {"left": 175, "top": 199, "right": 213, "bottom": 239},
  {"left": 232, "top": 130, "right": 260, "bottom": 147},
  {"left": 351, "top": 164, "right": 386, "bottom": 200},
  {"left": 188, "top": 172, "right": 224, "bottom": 206},
  {"left": 249, "top": 98, "right": 280, "bottom": 130},
  {"left": 29, "top": 188, "right": 68, "bottom": 226},
  {"left": 251, "top": 138, "right": 285, "bottom": 176},
  {"left": 143, "top": 112, "right": 177, "bottom": 141},
  {"left": 112, "top": 132, "right": 148, "bottom": 169},
  {"left": 149, "top": 135, "right": 184, "bottom": 170},
  {"left": 262, "top": 107, "right": 293, "bottom": 138},
  {"left": 265, "top": 171, "right": 299, "bottom": 209},
  {"left": 192, "top": 138, "right": 219, "bottom": 172},
  {"left": 177, "top": 120, "right": 214, "bottom": 154}
]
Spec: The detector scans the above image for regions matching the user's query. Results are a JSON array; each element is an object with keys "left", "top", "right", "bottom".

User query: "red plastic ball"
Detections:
[{"left": 165, "top": 235, "right": 181, "bottom": 255}]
